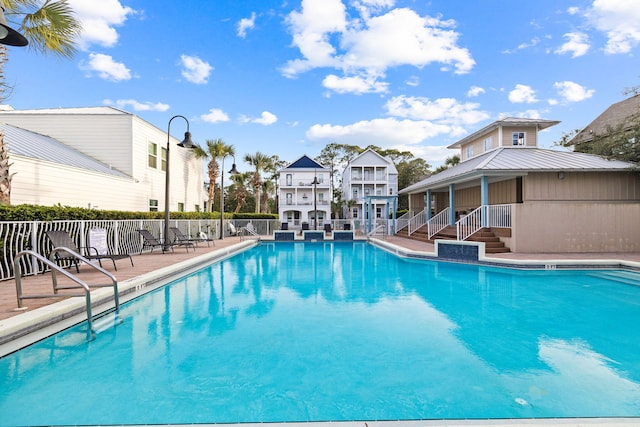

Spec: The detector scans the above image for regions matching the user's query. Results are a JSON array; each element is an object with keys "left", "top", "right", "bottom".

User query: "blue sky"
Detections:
[{"left": 3, "top": 0, "right": 640, "bottom": 167}]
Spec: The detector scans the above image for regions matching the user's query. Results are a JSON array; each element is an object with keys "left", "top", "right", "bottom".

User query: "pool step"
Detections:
[
  {"left": 91, "top": 311, "right": 123, "bottom": 334},
  {"left": 588, "top": 271, "right": 640, "bottom": 286}
]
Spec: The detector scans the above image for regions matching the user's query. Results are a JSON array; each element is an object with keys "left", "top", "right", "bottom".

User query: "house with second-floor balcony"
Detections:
[
  {"left": 278, "top": 155, "right": 331, "bottom": 230},
  {"left": 341, "top": 148, "right": 398, "bottom": 225},
  {"left": 0, "top": 106, "right": 206, "bottom": 212},
  {"left": 398, "top": 117, "right": 640, "bottom": 253}
]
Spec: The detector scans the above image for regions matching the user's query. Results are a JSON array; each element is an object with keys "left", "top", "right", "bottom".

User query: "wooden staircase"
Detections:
[{"left": 396, "top": 225, "right": 510, "bottom": 253}]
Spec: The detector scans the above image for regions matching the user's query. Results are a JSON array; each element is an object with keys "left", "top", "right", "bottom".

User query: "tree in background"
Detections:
[
  {"left": 0, "top": 0, "right": 81, "bottom": 205},
  {"left": 244, "top": 151, "right": 270, "bottom": 213},
  {"left": 396, "top": 158, "right": 431, "bottom": 210},
  {"left": 228, "top": 171, "right": 252, "bottom": 213},
  {"left": 264, "top": 154, "right": 287, "bottom": 214},
  {"left": 433, "top": 154, "right": 460, "bottom": 174},
  {"left": 192, "top": 139, "right": 235, "bottom": 212}
]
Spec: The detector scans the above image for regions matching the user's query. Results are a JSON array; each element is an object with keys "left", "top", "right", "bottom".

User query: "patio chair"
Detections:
[
  {"left": 170, "top": 227, "right": 214, "bottom": 247},
  {"left": 323, "top": 223, "right": 332, "bottom": 234},
  {"left": 228, "top": 223, "right": 238, "bottom": 236},
  {"left": 45, "top": 230, "right": 134, "bottom": 272},
  {"left": 137, "top": 229, "right": 172, "bottom": 254}
]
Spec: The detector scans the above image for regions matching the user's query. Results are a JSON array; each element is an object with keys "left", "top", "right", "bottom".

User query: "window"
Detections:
[
  {"left": 286, "top": 174, "right": 292, "bottom": 186},
  {"left": 318, "top": 174, "right": 324, "bottom": 183},
  {"left": 286, "top": 193, "right": 293, "bottom": 205},
  {"left": 318, "top": 192, "right": 324, "bottom": 202},
  {"left": 352, "top": 188, "right": 359, "bottom": 199},
  {"left": 513, "top": 132, "right": 526, "bottom": 146},
  {"left": 161, "top": 147, "right": 167, "bottom": 171},
  {"left": 376, "top": 188, "right": 382, "bottom": 196},
  {"left": 149, "top": 199, "right": 158, "bottom": 212},
  {"left": 364, "top": 188, "right": 370, "bottom": 195},
  {"left": 376, "top": 207, "right": 382, "bottom": 218},
  {"left": 195, "top": 204, "right": 200, "bottom": 212},
  {"left": 466, "top": 145, "right": 474, "bottom": 158},
  {"left": 148, "top": 142, "right": 158, "bottom": 168},
  {"left": 352, "top": 208, "right": 358, "bottom": 218},
  {"left": 352, "top": 169, "right": 361, "bottom": 180},
  {"left": 483, "top": 136, "right": 493, "bottom": 151},
  {"left": 177, "top": 203, "right": 184, "bottom": 212},
  {"left": 376, "top": 169, "right": 385, "bottom": 180}
]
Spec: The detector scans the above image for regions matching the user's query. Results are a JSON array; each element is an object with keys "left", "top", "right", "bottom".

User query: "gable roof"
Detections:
[
  {"left": 348, "top": 148, "right": 399, "bottom": 173},
  {"left": 399, "top": 147, "right": 636, "bottom": 194},
  {"left": 570, "top": 94, "right": 640, "bottom": 145},
  {"left": 1, "top": 124, "right": 130, "bottom": 178},
  {"left": 0, "top": 106, "right": 131, "bottom": 116},
  {"left": 447, "top": 117, "right": 560, "bottom": 149},
  {"left": 283, "top": 154, "right": 326, "bottom": 170}
]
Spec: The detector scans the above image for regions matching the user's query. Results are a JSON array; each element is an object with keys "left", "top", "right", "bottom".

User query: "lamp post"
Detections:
[
  {"left": 164, "top": 115, "right": 195, "bottom": 251},
  {"left": 0, "top": 8, "right": 28, "bottom": 46},
  {"left": 311, "top": 171, "right": 319, "bottom": 230},
  {"left": 219, "top": 156, "right": 239, "bottom": 240}
]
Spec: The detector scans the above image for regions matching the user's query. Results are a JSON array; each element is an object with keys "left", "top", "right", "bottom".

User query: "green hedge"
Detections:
[{"left": 0, "top": 204, "right": 279, "bottom": 221}]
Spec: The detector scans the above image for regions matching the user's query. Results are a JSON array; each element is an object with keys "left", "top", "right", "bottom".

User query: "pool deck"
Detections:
[{"left": 1, "top": 235, "right": 639, "bottom": 427}]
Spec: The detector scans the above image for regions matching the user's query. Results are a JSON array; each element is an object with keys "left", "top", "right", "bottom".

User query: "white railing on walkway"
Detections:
[
  {"left": 407, "top": 209, "right": 427, "bottom": 236},
  {"left": 0, "top": 218, "right": 279, "bottom": 281},
  {"left": 427, "top": 207, "right": 450, "bottom": 239},
  {"left": 487, "top": 204, "right": 512, "bottom": 228},
  {"left": 395, "top": 210, "right": 413, "bottom": 232}
]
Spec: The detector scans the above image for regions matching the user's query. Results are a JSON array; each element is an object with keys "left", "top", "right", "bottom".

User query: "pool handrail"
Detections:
[{"left": 14, "top": 248, "right": 121, "bottom": 341}]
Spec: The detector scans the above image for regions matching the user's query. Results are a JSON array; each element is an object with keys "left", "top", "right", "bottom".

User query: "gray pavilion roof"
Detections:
[
  {"left": 1, "top": 123, "right": 130, "bottom": 178},
  {"left": 400, "top": 147, "right": 637, "bottom": 194}
]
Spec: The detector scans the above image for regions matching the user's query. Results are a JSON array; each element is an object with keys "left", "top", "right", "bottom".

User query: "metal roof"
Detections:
[
  {"left": 1, "top": 123, "right": 130, "bottom": 178},
  {"left": 399, "top": 147, "right": 637, "bottom": 194},
  {"left": 0, "top": 106, "right": 130, "bottom": 115},
  {"left": 447, "top": 117, "right": 560, "bottom": 148}
]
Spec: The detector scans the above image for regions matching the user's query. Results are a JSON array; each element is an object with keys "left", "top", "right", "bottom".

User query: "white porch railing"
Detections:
[
  {"left": 427, "top": 207, "right": 450, "bottom": 239},
  {"left": 395, "top": 210, "right": 414, "bottom": 232},
  {"left": 456, "top": 204, "right": 512, "bottom": 240},
  {"left": 407, "top": 209, "right": 427, "bottom": 235}
]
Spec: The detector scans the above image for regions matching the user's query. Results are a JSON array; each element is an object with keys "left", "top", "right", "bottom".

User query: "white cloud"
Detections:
[
  {"left": 283, "top": 1, "right": 474, "bottom": 94},
  {"left": 241, "top": 111, "right": 278, "bottom": 125},
  {"left": 555, "top": 32, "right": 590, "bottom": 58},
  {"left": 322, "top": 74, "right": 388, "bottom": 94},
  {"left": 508, "top": 84, "right": 539, "bottom": 104},
  {"left": 67, "top": 0, "right": 136, "bottom": 50},
  {"left": 586, "top": 0, "right": 640, "bottom": 54},
  {"left": 554, "top": 81, "right": 595, "bottom": 103},
  {"left": 237, "top": 12, "right": 256, "bottom": 38},
  {"left": 405, "top": 76, "right": 420, "bottom": 87},
  {"left": 82, "top": 53, "right": 132, "bottom": 81},
  {"left": 306, "top": 117, "right": 455, "bottom": 147},
  {"left": 180, "top": 55, "right": 213, "bottom": 84},
  {"left": 384, "top": 96, "right": 489, "bottom": 125},
  {"left": 103, "top": 99, "right": 169, "bottom": 112},
  {"left": 200, "top": 108, "right": 230, "bottom": 123},
  {"left": 467, "top": 86, "right": 485, "bottom": 97}
]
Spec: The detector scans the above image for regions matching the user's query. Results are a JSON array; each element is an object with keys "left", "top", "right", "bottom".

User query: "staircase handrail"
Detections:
[
  {"left": 407, "top": 209, "right": 427, "bottom": 236},
  {"left": 427, "top": 207, "right": 450, "bottom": 239},
  {"left": 395, "top": 210, "right": 413, "bottom": 232},
  {"left": 487, "top": 204, "right": 512, "bottom": 228},
  {"left": 456, "top": 206, "right": 484, "bottom": 240}
]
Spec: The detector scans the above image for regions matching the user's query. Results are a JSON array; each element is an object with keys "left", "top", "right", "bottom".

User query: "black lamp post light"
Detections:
[
  {"left": 0, "top": 8, "right": 28, "bottom": 46},
  {"left": 164, "top": 115, "right": 195, "bottom": 251}
]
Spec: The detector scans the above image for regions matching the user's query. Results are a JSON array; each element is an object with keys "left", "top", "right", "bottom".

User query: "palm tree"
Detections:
[
  {"left": 243, "top": 151, "right": 270, "bottom": 213},
  {"left": 192, "top": 139, "right": 235, "bottom": 212},
  {"left": 230, "top": 171, "right": 251, "bottom": 213},
  {"left": 0, "top": 0, "right": 81, "bottom": 205}
]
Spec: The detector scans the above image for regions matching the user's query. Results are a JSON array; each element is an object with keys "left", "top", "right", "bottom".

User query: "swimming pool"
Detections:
[{"left": 1, "top": 241, "right": 640, "bottom": 426}]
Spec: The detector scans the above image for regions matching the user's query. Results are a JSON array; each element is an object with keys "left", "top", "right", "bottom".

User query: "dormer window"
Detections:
[
  {"left": 512, "top": 132, "right": 526, "bottom": 146},
  {"left": 483, "top": 136, "right": 493, "bottom": 151},
  {"left": 466, "top": 145, "right": 474, "bottom": 158}
]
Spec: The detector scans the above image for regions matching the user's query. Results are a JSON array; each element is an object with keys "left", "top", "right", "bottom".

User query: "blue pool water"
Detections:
[{"left": 1, "top": 241, "right": 640, "bottom": 426}]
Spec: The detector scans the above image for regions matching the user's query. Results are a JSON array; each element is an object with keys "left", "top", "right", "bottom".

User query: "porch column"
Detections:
[
  {"left": 448, "top": 183, "right": 456, "bottom": 225},
  {"left": 481, "top": 176, "right": 489, "bottom": 227},
  {"left": 426, "top": 190, "right": 432, "bottom": 220}
]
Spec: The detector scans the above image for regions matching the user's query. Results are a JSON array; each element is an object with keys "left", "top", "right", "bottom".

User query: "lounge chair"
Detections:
[
  {"left": 45, "top": 230, "right": 134, "bottom": 272},
  {"left": 137, "top": 229, "right": 172, "bottom": 254},
  {"left": 323, "top": 223, "right": 332, "bottom": 234},
  {"left": 170, "top": 227, "right": 214, "bottom": 247},
  {"left": 228, "top": 223, "right": 238, "bottom": 236}
]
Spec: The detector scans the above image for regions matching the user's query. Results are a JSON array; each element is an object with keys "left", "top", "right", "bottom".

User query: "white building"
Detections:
[
  {"left": 278, "top": 155, "right": 331, "bottom": 229},
  {"left": 0, "top": 106, "right": 205, "bottom": 212},
  {"left": 341, "top": 148, "right": 398, "bottom": 221}
]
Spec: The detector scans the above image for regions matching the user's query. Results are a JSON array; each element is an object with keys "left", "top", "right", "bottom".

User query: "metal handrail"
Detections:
[
  {"left": 395, "top": 210, "right": 413, "bottom": 232},
  {"left": 427, "top": 207, "right": 450, "bottom": 239},
  {"left": 407, "top": 209, "right": 426, "bottom": 235},
  {"left": 14, "top": 248, "right": 121, "bottom": 341},
  {"left": 367, "top": 223, "right": 387, "bottom": 239},
  {"left": 456, "top": 206, "right": 483, "bottom": 240}
]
